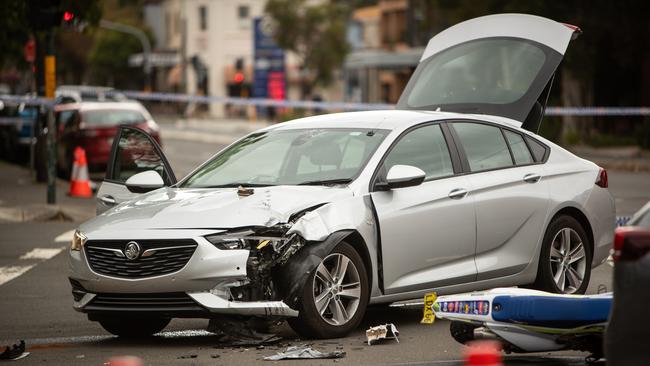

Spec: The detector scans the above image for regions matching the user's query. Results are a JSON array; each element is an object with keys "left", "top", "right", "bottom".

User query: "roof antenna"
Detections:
[{"left": 435, "top": 107, "right": 441, "bottom": 112}]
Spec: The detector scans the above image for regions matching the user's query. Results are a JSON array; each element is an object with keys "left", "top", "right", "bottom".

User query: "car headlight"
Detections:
[
  {"left": 205, "top": 234, "right": 287, "bottom": 251},
  {"left": 70, "top": 230, "right": 87, "bottom": 251}
]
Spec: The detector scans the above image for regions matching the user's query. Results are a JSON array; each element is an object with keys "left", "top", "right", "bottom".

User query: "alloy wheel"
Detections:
[
  {"left": 312, "top": 253, "right": 362, "bottom": 326},
  {"left": 549, "top": 227, "right": 587, "bottom": 293}
]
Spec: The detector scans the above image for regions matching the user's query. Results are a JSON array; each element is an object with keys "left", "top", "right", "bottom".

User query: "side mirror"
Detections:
[
  {"left": 386, "top": 165, "right": 426, "bottom": 189},
  {"left": 125, "top": 170, "right": 164, "bottom": 193}
]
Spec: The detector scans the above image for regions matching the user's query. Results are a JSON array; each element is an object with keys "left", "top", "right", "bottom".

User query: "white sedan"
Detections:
[{"left": 68, "top": 14, "right": 615, "bottom": 339}]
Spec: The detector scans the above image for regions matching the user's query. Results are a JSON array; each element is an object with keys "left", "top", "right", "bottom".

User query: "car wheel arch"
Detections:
[
  {"left": 549, "top": 206, "right": 595, "bottom": 253},
  {"left": 273, "top": 229, "right": 368, "bottom": 308},
  {"left": 340, "top": 230, "right": 373, "bottom": 291}
]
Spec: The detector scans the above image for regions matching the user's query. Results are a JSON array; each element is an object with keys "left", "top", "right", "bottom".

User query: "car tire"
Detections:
[
  {"left": 287, "top": 241, "right": 369, "bottom": 339},
  {"left": 98, "top": 316, "right": 170, "bottom": 338},
  {"left": 533, "top": 215, "right": 592, "bottom": 294}
]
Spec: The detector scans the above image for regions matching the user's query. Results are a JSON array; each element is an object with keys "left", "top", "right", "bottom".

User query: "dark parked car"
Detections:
[
  {"left": 605, "top": 201, "right": 650, "bottom": 365},
  {"left": 55, "top": 102, "right": 160, "bottom": 175}
]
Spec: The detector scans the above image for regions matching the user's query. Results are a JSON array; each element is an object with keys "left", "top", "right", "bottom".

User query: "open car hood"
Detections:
[{"left": 397, "top": 14, "right": 580, "bottom": 130}]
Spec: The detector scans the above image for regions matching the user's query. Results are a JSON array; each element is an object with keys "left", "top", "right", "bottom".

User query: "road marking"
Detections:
[
  {"left": 55, "top": 230, "right": 75, "bottom": 243},
  {"left": 0, "top": 265, "right": 35, "bottom": 286},
  {"left": 20, "top": 247, "right": 64, "bottom": 260}
]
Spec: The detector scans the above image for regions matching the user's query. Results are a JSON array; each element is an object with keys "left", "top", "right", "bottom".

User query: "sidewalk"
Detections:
[{"left": 0, "top": 161, "right": 96, "bottom": 223}]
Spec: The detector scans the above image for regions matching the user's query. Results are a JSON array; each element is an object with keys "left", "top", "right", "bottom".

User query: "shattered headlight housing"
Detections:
[
  {"left": 205, "top": 234, "right": 289, "bottom": 251},
  {"left": 70, "top": 230, "right": 87, "bottom": 251}
]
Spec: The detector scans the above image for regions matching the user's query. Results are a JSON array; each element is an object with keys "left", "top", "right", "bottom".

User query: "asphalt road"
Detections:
[{"left": 0, "top": 121, "right": 647, "bottom": 365}]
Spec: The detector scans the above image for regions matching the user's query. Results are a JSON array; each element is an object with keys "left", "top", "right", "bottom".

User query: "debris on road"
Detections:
[
  {"left": 177, "top": 354, "right": 198, "bottom": 359},
  {"left": 0, "top": 340, "right": 29, "bottom": 361},
  {"left": 207, "top": 317, "right": 282, "bottom": 347},
  {"left": 264, "top": 345, "right": 346, "bottom": 361},
  {"left": 366, "top": 324, "right": 400, "bottom": 345}
]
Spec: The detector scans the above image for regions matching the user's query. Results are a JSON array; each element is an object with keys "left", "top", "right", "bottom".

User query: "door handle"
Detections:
[
  {"left": 523, "top": 173, "right": 542, "bottom": 184},
  {"left": 99, "top": 195, "right": 116, "bottom": 206},
  {"left": 448, "top": 188, "right": 468, "bottom": 200}
]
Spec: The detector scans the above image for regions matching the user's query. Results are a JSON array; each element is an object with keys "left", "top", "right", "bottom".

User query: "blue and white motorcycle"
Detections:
[{"left": 423, "top": 288, "right": 611, "bottom": 362}]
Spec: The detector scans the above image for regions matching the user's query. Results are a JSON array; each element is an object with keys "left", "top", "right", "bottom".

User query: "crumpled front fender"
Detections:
[{"left": 273, "top": 230, "right": 353, "bottom": 308}]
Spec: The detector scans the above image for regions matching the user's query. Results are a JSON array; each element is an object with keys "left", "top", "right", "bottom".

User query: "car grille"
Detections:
[
  {"left": 84, "top": 239, "right": 197, "bottom": 279},
  {"left": 85, "top": 292, "right": 204, "bottom": 312}
]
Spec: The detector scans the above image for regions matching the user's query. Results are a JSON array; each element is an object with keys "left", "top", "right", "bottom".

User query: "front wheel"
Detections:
[
  {"left": 533, "top": 215, "right": 592, "bottom": 294},
  {"left": 288, "top": 242, "right": 369, "bottom": 339},
  {"left": 98, "top": 316, "right": 170, "bottom": 338}
]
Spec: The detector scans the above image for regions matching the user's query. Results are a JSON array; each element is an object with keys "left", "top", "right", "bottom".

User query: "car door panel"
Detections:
[
  {"left": 372, "top": 175, "right": 477, "bottom": 294},
  {"left": 468, "top": 166, "right": 549, "bottom": 280},
  {"left": 96, "top": 126, "right": 175, "bottom": 215},
  {"left": 370, "top": 123, "right": 477, "bottom": 295},
  {"left": 450, "top": 121, "right": 550, "bottom": 281}
]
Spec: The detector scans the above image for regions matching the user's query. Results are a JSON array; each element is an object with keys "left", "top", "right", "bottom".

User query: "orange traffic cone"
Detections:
[{"left": 69, "top": 146, "right": 93, "bottom": 198}]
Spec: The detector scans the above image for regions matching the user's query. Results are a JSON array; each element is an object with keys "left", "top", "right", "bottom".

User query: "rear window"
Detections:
[
  {"left": 82, "top": 109, "right": 145, "bottom": 126},
  {"left": 403, "top": 38, "right": 547, "bottom": 108}
]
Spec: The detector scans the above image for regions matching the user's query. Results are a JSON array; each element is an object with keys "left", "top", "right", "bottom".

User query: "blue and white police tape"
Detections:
[
  {"left": 3, "top": 91, "right": 650, "bottom": 116},
  {"left": 616, "top": 216, "right": 631, "bottom": 227}
]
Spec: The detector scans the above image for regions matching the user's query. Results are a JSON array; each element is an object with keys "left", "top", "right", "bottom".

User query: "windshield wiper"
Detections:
[
  {"left": 199, "top": 183, "right": 275, "bottom": 188},
  {"left": 297, "top": 178, "right": 352, "bottom": 186}
]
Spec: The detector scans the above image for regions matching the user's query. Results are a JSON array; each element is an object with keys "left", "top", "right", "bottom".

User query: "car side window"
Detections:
[
  {"left": 109, "top": 128, "right": 170, "bottom": 184},
  {"left": 525, "top": 135, "right": 547, "bottom": 162},
  {"left": 383, "top": 124, "right": 454, "bottom": 180},
  {"left": 504, "top": 130, "right": 533, "bottom": 165},
  {"left": 452, "top": 122, "right": 513, "bottom": 171}
]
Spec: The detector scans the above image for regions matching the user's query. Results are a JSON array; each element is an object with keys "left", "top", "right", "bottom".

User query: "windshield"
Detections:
[
  {"left": 82, "top": 109, "right": 145, "bottom": 126},
  {"left": 182, "top": 128, "right": 389, "bottom": 188}
]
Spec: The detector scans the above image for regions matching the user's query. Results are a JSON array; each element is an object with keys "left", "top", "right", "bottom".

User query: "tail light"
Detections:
[
  {"left": 613, "top": 226, "right": 650, "bottom": 262},
  {"left": 595, "top": 167, "right": 608, "bottom": 188}
]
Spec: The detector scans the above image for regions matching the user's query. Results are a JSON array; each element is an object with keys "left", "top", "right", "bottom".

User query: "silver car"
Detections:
[{"left": 68, "top": 14, "right": 615, "bottom": 339}]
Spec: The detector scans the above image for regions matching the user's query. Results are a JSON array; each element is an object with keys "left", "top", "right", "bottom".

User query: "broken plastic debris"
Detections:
[
  {"left": 366, "top": 324, "right": 400, "bottom": 345},
  {"left": 264, "top": 345, "right": 346, "bottom": 361},
  {"left": 237, "top": 186, "right": 254, "bottom": 197},
  {"left": 0, "top": 340, "right": 29, "bottom": 360},
  {"left": 207, "top": 317, "right": 282, "bottom": 347}
]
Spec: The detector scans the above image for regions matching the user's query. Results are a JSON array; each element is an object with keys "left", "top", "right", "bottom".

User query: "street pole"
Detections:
[
  {"left": 99, "top": 20, "right": 152, "bottom": 92},
  {"left": 45, "top": 31, "right": 56, "bottom": 204}
]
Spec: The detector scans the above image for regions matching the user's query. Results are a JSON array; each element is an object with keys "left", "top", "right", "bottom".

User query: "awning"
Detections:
[{"left": 344, "top": 47, "right": 424, "bottom": 70}]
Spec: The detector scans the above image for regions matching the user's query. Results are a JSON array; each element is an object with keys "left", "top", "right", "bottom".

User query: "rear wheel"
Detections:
[
  {"left": 288, "top": 241, "right": 369, "bottom": 339},
  {"left": 98, "top": 316, "right": 170, "bottom": 338},
  {"left": 533, "top": 215, "right": 592, "bottom": 294}
]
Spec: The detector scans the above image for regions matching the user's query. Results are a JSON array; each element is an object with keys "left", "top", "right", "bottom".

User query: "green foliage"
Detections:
[
  {"left": 0, "top": 1, "right": 30, "bottom": 68},
  {"left": 87, "top": 26, "right": 150, "bottom": 88},
  {"left": 265, "top": 0, "right": 351, "bottom": 94}
]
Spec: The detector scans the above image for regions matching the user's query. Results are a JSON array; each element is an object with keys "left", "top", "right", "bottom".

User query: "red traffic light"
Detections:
[
  {"left": 63, "top": 11, "right": 75, "bottom": 22},
  {"left": 234, "top": 72, "right": 244, "bottom": 83}
]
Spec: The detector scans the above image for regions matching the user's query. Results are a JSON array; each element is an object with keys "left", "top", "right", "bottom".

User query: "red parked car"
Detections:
[{"left": 55, "top": 102, "right": 161, "bottom": 176}]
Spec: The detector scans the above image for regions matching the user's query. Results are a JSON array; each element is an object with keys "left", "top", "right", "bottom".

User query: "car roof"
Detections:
[
  {"left": 264, "top": 109, "right": 523, "bottom": 133},
  {"left": 54, "top": 101, "right": 147, "bottom": 113}
]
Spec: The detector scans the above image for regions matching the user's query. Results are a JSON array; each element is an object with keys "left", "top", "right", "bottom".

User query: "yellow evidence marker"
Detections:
[{"left": 421, "top": 292, "right": 437, "bottom": 324}]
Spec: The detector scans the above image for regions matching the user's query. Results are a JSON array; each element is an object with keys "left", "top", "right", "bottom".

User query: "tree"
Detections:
[{"left": 265, "top": 0, "right": 351, "bottom": 98}]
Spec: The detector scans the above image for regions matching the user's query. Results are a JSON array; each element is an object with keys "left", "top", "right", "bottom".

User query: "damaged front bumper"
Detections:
[
  {"left": 68, "top": 229, "right": 299, "bottom": 318},
  {"left": 72, "top": 289, "right": 298, "bottom": 318}
]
